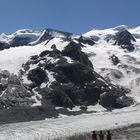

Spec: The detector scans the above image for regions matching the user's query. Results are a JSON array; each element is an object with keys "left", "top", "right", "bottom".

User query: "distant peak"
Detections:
[{"left": 113, "top": 25, "right": 129, "bottom": 31}]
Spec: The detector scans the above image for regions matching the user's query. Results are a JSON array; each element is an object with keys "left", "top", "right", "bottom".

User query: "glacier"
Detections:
[{"left": 0, "top": 104, "right": 139, "bottom": 140}]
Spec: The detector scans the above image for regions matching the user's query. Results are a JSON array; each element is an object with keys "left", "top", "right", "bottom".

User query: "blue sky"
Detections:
[{"left": 0, "top": 0, "right": 140, "bottom": 34}]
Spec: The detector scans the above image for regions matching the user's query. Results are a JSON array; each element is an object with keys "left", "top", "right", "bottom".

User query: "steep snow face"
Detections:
[
  {"left": 0, "top": 38, "right": 69, "bottom": 74},
  {"left": 82, "top": 25, "right": 140, "bottom": 102}
]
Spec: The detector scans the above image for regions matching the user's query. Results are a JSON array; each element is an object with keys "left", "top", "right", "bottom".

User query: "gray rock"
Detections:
[
  {"left": 28, "top": 67, "right": 48, "bottom": 86},
  {"left": 54, "top": 62, "right": 96, "bottom": 85},
  {"left": 115, "top": 30, "right": 136, "bottom": 46},
  {"left": 110, "top": 54, "right": 120, "bottom": 65},
  {"left": 99, "top": 91, "right": 133, "bottom": 109},
  {"left": 1, "top": 70, "right": 10, "bottom": 78},
  {"left": 8, "top": 74, "right": 21, "bottom": 85},
  {"left": 0, "top": 84, "right": 33, "bottom": 108},
  {"left": 114, "top": 30, "right": 136, "bottom": 51},
  {"left": 62, "top": 41, "right": 93, "bottom": 68}
]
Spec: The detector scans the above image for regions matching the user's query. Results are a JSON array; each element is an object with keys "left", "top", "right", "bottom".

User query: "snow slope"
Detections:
[{"left": 0, "top": 38, "right": 69, "bottom": 74}]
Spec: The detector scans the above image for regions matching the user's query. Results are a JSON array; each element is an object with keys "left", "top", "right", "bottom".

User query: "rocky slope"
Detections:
[{"left": 19, "top": 41, "right": 132, "bottom": 110}]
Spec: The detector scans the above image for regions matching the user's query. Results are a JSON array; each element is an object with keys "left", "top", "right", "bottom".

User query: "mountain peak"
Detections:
[{"left": 113, "top": 25, "right": 129, "bottom": 31}]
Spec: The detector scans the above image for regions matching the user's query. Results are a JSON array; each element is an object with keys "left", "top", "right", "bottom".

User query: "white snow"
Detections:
[
  {"left": 58, "top": 114, "right": 69, "bottom": 118},
  {"left": 63, "top": 56, "right": 73, "bottom": 63},
  {"left": 0, "top": 38, "right": 69, "bottom": 74},
  {"left": 67, "top": 106, "right": 81, "bottom": 112},
  {"left": 40, "top": 83, "right": 47, "bottom": 88},
  {"left": 87, "top": 104, "right": 107, "bottom": 112},
  {"left": 0, "top": 41, "right": 46, "bottom": 74}
]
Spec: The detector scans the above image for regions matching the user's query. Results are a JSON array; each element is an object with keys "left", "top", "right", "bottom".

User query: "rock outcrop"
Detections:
[
  {"left": 115, "top": 30, "right": 136, "bottom": 51},
  {"left": 0, "top": 70, "right": 33, "bottom": 109},
  {"left": 75, "top": 36, "right": 95, "bottom": 46},
  {"left": 110, "top": 54, "right": 120, "bottom": 65}
]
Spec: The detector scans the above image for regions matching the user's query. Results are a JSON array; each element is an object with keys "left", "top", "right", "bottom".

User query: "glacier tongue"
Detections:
[{"left": 0, "top": 104, "right": 139, "bottom": 140}]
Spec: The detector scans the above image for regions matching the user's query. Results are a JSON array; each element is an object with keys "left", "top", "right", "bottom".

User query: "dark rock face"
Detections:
[
  {"left": 121, "top": 45, "right": 135, "bottom": 52},
  {"left": 11, "top": 37, "right": 31, "bottom": 47},
  {"left": 0, "top": 42, "right": 9, "bottom": 50},
  {"left": 84, "top": 83, "right": 101, "bottom": 104},
  {"left": 54, "top": 63, "right": 96, "bottom": 85},
  {"left": 39, "top": 49, "right": 61, "bottom": 58},
  {"left": 99, "top": 91, "right": 133, "bottom": 109},
  {"left": 38, "top": 29, "right": 73, "bottom": 44},
  {"left": 28, "top": 67, "right": 48, "bottom": 86},
  {"left": 30, "top": 55, "right": 39, "bottom": 60},
  {"left": 115, "top": 30, "right": 136, "bottom": 46},
  {"left": 49, "top": 82, "right": 101, "bottom": 108},
  {"left": 62, "top": 41, "right": 93, "bottom": 68},
  {"left": 115, "top": 30, "right": 136, "bottom": 51},
  {"left": 51, "top": 86, "right": 74, "bottom": 108},
  {"left": 20, "top": 43, "right": 102, "bottom": 108},
  {"left": 75, "top": 36, "right": 95, "bottom": 45},
  {"left": 99, "top": 92, "right": 118, "bottom": 108},
  {"left": 116, "top": 96, "right": 134, "bottom": 108},
  {"left": 38, "top": 30, "right": 53, "bottom": 43}
]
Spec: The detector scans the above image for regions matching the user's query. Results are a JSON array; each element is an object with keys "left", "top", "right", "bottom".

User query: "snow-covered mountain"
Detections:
[
  {"left": 82, "top": 25, "right": 140, "bottom": 103},
  {"left": 0, "top": 28, "right": 73, "bottom": 49},
  {"left": 0, "top": 25, "right": 139, "bottom": 139}
]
